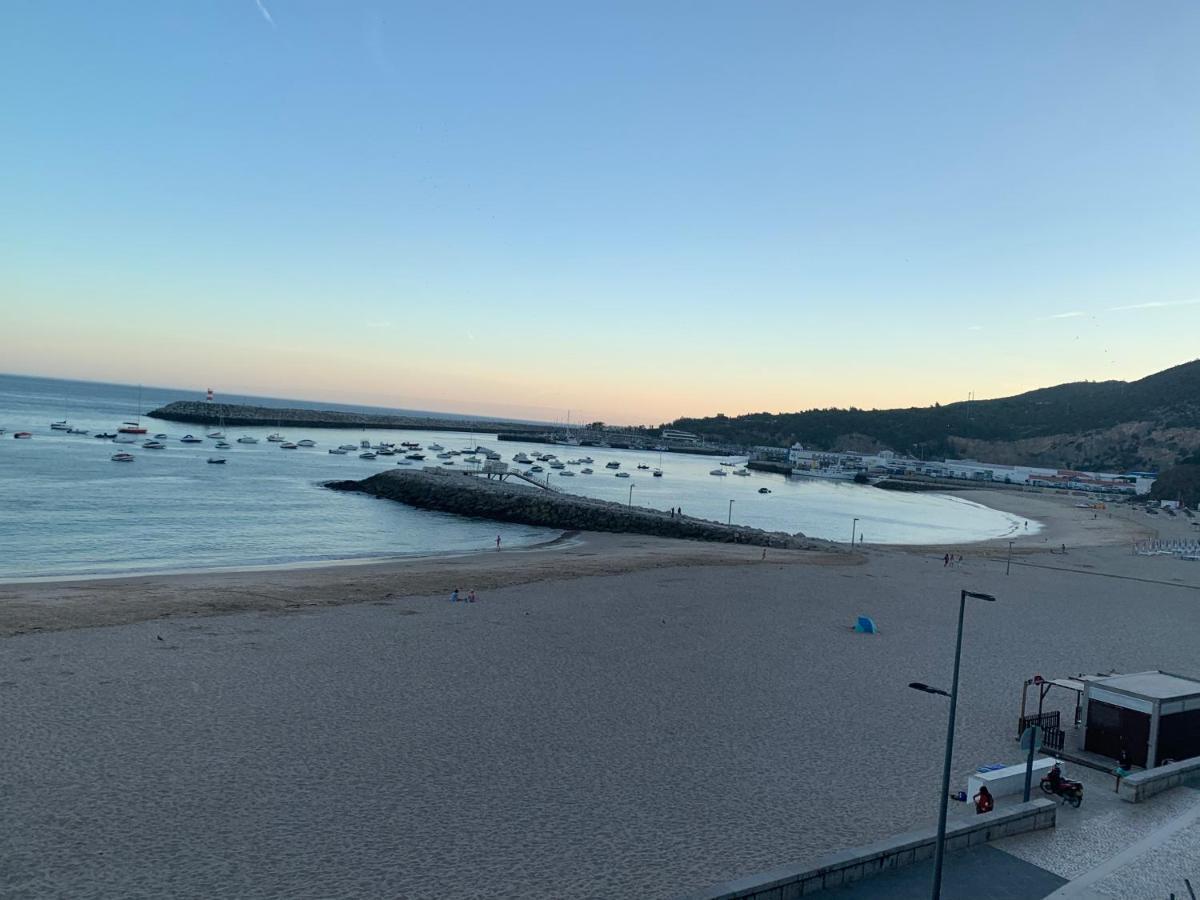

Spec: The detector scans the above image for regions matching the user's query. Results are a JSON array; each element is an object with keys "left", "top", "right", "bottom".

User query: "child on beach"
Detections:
[{"left": 450, "top": 588, "right": 460, "bottom": 602}]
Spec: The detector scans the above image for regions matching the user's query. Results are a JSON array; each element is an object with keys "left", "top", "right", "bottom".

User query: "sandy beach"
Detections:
[{"left": 4, "top": 489, "right": 1198, "bottom": 898}]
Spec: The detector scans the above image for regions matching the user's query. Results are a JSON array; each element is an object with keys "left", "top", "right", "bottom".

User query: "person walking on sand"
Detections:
[
  {"left": 973, "top": 785, "right": 994, "bottom": 814},
  {"left": 450, "top": 588, "right": 460, "bottom": 603},
  {"left": 496, "top": 535, "right": 501, "bottom": 551},
  {"left": 468, "top": 589, "right": 477, "bottom": 603}
]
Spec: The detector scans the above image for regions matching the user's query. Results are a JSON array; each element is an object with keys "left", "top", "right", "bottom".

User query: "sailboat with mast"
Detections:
[{"left": 118, "top": 385, "right": 148, "bottom": 434}]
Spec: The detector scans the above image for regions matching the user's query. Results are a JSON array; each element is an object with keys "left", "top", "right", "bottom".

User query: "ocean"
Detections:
[{"left": 0, "top": 374, "right": 1033, "bottom": 580}]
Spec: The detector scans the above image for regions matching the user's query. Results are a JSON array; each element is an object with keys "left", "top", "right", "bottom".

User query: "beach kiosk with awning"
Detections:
[{"left": 1081, "top": 671, "right": 1200, "bottom": 768}]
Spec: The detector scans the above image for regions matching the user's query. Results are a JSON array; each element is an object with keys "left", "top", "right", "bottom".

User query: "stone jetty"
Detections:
[
  {"left": 327, "top": 469, "right": 831, "bottom": 550},
  {"left": 148, "top": 401, "right": 545, "bottom": 435}
]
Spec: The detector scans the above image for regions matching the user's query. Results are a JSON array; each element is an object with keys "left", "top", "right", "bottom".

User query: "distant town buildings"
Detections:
[{"left": 779, "top": 443, "right": 1157, "bottom": 495}]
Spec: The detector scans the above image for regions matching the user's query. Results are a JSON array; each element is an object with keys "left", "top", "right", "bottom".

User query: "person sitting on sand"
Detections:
[
  {"left": 973, "top": 785, "right": 994, "bottom": 815},
  {"left": 468, "top": 589, "right": 476, "bottom": 603},
  {"left": 450, "top": 588, "right": 460, "bottom": 602}
]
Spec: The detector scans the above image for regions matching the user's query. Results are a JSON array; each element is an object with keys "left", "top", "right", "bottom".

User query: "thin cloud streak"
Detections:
[
  {"left": 1040, "top": 311, "right": 1086, "bottom": 320},
  {"left": 255, "top": 0, "right": 275, "bottom": 27},
  {"left": 1109, "top": 298, "right": 1200, "bottom": 311}
]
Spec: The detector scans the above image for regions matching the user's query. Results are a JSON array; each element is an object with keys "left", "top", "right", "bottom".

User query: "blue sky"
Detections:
[{"left": 3, "top": 1, "right": 1198, "bottom": 423}]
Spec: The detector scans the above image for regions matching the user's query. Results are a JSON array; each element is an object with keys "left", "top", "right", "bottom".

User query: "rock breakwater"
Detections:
[
  {"left": 148, "top": 401, "right": 545, "bottom": 435},
  {"left": 328, "top": 469, "right": 831, "bottom": 550}
]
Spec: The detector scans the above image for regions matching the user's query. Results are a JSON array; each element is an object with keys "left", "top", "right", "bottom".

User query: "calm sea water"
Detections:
[{"left": 0, "top": 374, "right": 1034, "bottom": 580}]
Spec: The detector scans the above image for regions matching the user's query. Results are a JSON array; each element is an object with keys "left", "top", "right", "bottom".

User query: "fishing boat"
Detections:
[
  {"left": 111, "top": 452, "right": 135, "bottom": 462},
  {"left": 180, "top": 435, "right": 203, "bottom": 443},
  {"left": 206, "top": 457, "right": 226, "bottom": 464},
  {"left": 237, "top": 436, "right": 259, "bottom": 444}
]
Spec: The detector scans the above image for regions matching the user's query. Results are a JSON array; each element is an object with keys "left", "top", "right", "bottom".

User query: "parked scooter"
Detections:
[{"left": 1040, "top": 762, "right": 1083, "bottom": 807}]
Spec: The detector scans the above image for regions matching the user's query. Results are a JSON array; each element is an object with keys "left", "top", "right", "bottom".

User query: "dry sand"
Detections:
[{"left": 4, "top": 490, "right": 1198, "bottom": 898}]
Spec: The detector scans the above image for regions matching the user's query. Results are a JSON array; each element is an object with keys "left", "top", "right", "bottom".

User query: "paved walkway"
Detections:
[{"left": 820, "top": 845, "right": 1065, "bottom": 899}]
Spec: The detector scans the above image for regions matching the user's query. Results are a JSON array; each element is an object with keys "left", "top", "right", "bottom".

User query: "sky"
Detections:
[{"left": 3, "top": 1, "right": 1199, "bottom": 425}]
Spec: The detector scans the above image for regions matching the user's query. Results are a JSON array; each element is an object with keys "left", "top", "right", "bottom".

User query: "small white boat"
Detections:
[
  {"left": 207, "top": 431, "right": 225, "bottom": 439},
  {"left": 428, "top": 443, "right": 444, "bottom": 451},
  {"left": 710, "top": 469, "right": 727, "bottom": 476},
  {"left": 113, "top": 435, "right": 136, "bottom": 444},
  {"left": 652, "top": 469, "right": 663, "bottom": 477},
  {"left": 615, "top": 471, "right": 631, "bottom": 478},
  {"left": 559, "top": 470, "right": 575, "bottom": 477},
  {"left": 485, "top": 451, "right": 501, "bottom": 460},
  {"left": 14, "top": 432, "right": 33, "bottom": 439},
  {"left": 206, "top": 457, "right": 226, "bottom": 464},
  {"left": 280, "top": 442, "right": 298, "bottom": 449},
  {"left": 395, "top": 460, "right": 411, "bottom": 466},
  {"left": 405, "top": 453, "right": 425, "bottom": 460},
  {"left": 605, "top": 461, "right": 620, "bottom": 469},
  {"left": 513, "top": 453, "right": 532, "bottom": 464},
  {"left": 436, "top": 452, "right": 453, "bottom": 459},
  {"left": 529, "top": 465, "right": 544, "bottom": 473},
  {"left": 580, "top": 468, "right": 593, "bottom": 474},
  {"left": 720, "top": 461, "right": 736, "bottom": 467},
  {"left": 329, "top": 448, "right": 348, "bottom": 455},
  {"left": 267, "top": 433, "right": 285, "bottom": 442},
  {"left": 579, "top": 457, "right": 594, "bottom": 464},
  {"left": 154, "top": 433, "right": 169, "bottom": 439},
  {"left": 297, "top": 439, "right": 316, "bottom": 448},
  {"left": 464, "top": 455, "right": 481, "bottom": 463},
  {"left": 360, "top": 451, "right": 377, "bottom": 459},
  {"left": 67, "top": 428, "right": 89, "bottom": 435},
  {"left": 548, "top": 461, "right": 565, "bottom": 469},
  {"left": 733, "top": 469, "right": 751, "bottom": 476},
  {"left": 338, "top": 444, "right": 358, "bottom": 451},
  {"left": 237, "top": 436, "right": 259, "bottom": 444},
  {"left": 376, "top": 448, "right": 395, "bottom": 456},
  {"left": 180, "top": 435, "right": 203, "bottom": 444},
  {"left": 636, "top": 464, "right": 649, "bottom": 470},
  {"left": 111, "top": 452, "right": 135, "bottom": 462},
  {"left": 215, "top": 441, "right": 231, "bottom": 449},
  {"left": 50, "top": 421, "right": 69, "bottom": 430},
  {"left": 143, "top": 440, "right": 166, "bottom": 449}
]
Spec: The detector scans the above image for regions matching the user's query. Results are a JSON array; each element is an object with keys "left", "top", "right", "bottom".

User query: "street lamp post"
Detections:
[
  {"left": 728, "top": 499, "right": 735, "bottom": 525},
  {"left": 909, "top": 588, "right": 997, "bottom": 900},
  {"left": 1006, "top": 540, "right": 1014, "bottom": 576},
  {"left": 851, "top": 517, "right": 859, "bottom": 546},
  {"left": 628, "top": 483, "right": 635, "bottom": 508}
]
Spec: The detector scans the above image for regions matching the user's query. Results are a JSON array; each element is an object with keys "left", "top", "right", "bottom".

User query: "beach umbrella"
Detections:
[{"left": 853, "top": 616, "right": 878, "bottom": 634}]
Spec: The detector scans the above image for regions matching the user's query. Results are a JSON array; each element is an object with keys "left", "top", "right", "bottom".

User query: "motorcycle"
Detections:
[{"left": 1040, "top": 763, "right": 1083, "bottom": 807}]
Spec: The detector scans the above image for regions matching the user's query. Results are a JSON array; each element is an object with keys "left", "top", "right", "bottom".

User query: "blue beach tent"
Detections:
[{"left": 854, "top": 616, "right": 878, "bottom": 634}]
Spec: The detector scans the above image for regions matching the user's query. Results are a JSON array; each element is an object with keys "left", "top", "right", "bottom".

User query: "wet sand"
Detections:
[{"left": 4, "top": 491, "right": 1198, "bottom": 898}]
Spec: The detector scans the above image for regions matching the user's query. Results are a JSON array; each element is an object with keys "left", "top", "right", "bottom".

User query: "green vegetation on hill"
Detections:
[{"left": 663, "top": 360, "right": 1200, "bottom": 470}]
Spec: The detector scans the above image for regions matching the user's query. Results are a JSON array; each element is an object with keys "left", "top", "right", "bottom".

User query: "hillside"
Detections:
[{"left": 665, "top": 360, "right": 1200, "bottom": 472}]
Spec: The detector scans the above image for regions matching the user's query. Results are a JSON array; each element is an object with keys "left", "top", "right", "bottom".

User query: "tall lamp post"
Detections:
[
  {"left": 628, "top": 483, "right": 635, "bottom": 508},
  {"left": 728, "top": 499, "right": 735, "bottom": 525},
  {"left": 1006, "top": 540, "right": 1014, "bottom": 576},
  {"left": 909, "top": 588, "right": 997, "bottom": 900},
  {"left": 851, "top": 517, "right": 859, "bottom": 546}
]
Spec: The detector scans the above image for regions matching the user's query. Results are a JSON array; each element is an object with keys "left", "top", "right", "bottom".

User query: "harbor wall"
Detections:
[{"left": 327, "top": 470, "right": 830, "bottom": 550}]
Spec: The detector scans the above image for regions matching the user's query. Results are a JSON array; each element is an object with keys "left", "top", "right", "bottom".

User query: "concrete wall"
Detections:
[
  {"left": 1118, "top": 755, "right": 1200, "bottom": 803},
  {"left": 682, "top": 800, "right": 1056, "bottom": 900}
]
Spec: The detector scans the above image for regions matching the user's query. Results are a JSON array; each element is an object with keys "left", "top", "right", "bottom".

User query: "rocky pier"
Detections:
[
  {"left": 327, "top": 469, "right": 832, "bottom": 550},
  {"left": 148, "top": 401, "right": 546, "bottom": 435}
]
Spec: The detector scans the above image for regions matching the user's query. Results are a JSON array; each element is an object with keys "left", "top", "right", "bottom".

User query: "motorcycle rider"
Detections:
[{"left": 1047, "top": 762, "right": 1063, "bottom": 792}]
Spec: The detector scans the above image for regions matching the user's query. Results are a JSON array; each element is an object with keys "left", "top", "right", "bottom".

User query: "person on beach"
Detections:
[
  {"left": 944, "top": 553, "right": 950, "bottom": 567},
  {"left": 450, "top": 588, "right": 460, "bottom": 602},
  {"left": 973, "top": 785, "right": 993, "bottom": 815},
  {"left": 496, "top": 535, "right": 501, "bottom": 551},
  {"left": 468, "top": 589, "right": 476, "bottom": 603}
]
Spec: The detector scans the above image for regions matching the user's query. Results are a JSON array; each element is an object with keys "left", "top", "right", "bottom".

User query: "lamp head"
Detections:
[{"left": 963, "top": 590, "right": 997, "bottom": 602}]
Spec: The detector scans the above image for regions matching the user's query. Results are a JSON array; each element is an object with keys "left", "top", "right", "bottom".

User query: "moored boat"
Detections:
[
  {"left": 206, "top": 457, "right": 226, "bottom": 464},
  {"left": 14, "top": 431, "right": 33, "bottom": 439},
  {"left": 111, "top": 452, "right": 135, "bottom": 462},
  {"left": 710, "top": 469, "right": 727, "bottom": 476},
  {"left": 267, "top": 433, "right": 285, "bottom": 442},
  {"left": 280, "top": 442, "right": 298, "bottom": 449},
  {"left": 359, "top": 451, "right": 377, "bottom": 459},
  {"left": 297, "top": 439, "right": 316, "bottom": 447},
  {"left": 237, "top": 436, "right": 259, "bottom": 444},
  {"left": 180, "top": 435, "right": 203, "bottom": 443}
]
